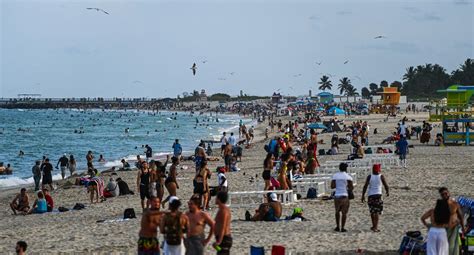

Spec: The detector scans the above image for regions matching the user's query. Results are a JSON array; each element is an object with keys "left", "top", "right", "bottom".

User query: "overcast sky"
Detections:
[{"left": 1, "top": 0, "right": 473, "bottom": 98}]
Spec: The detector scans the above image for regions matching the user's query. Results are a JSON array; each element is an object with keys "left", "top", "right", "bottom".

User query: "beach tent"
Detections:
[
  {"left": 307, "top": 123, "right": 327, "bottom": 130},
  {"left": 327, "top": 106, "right": 346, "bottom": 115}
]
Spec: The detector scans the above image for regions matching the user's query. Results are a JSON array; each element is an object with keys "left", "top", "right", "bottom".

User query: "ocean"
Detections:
[{"left": 0, "top": 108, "right": 251, "bottom": 188}]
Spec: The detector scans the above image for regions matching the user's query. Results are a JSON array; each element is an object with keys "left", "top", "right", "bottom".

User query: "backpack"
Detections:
[
  {"left": 123, "top": 208, "right": 136, "bottom": 219},
  {"left": 307, "top": 187, "right": 317, "bottom": 199},
  {"left": 318, "top": 149, "right": 325, "bottom": 155},
  {"left": 73, "top": 203, "right": 85, "bottom": 210},
  {"left": 58, "top": 206, "right": 69, "bottom": 212},
  {"left": 163, "top": 212, "right": 183, "bottom": 245}
]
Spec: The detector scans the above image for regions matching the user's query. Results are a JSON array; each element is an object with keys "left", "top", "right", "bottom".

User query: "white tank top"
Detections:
[{"left": 368, "top": 174, "right": 382, "bottom": 196}]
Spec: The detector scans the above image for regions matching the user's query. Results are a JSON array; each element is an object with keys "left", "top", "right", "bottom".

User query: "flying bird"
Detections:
[
  {"left": 293, "top": 74, "right": 302, "bottom": 77},
  {"left": 202, "top": 60, "right": 207, "bottom": 64},
  {"left": 86, "top": 7, "right": 109, "bottom": 15},
  {"left": 315, "top": 62, "right": 322, "bottom": 65},
  {"left": 374, "top": 35, "right": 386, "bottom": 39},
  {"left": 343, "top": 60, "right": 349, "bottom": 64},
  {"left": 190, "top": 63, "right": 197, "bottom": 76},
  {"left": 229, "top": 72, "right": 235, "bottom": 75}
]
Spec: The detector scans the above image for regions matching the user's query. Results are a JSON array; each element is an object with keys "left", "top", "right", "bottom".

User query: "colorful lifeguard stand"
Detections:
[
  {"left": 436, "top": 85, "right": 474, "bottom": 145},
  {"left": 371, "top": 87, "right": 401, "bottom": 115}
]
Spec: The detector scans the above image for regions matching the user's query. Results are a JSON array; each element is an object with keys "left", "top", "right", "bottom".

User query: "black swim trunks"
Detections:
[
  {"left": 216, "top": 235, "right": 233, "bottom": 255},
  {"left": 140, "top": 185, "right": 151, "bottom": 200},
  {"left": 368, "top": 194, "right": 383, "bottom": 214}
]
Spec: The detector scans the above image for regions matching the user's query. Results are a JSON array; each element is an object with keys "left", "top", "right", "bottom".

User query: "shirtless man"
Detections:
[
  {"left": 138, "top": 196, "right": 163, "bottom": 255},
  {"left": 10, "top": 188, "right": 30, "bottom": 215},
  {"left": 439, "top": 187, "right": 465, "bottom": 255},
  {"left": 185, "top": 197, "right": 215, "bottom": 255},
  {"left": 213, "top": 192, "right": 232, "bottom": 255}
]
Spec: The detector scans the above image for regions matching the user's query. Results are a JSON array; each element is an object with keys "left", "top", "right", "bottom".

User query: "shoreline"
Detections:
[{"left": 1, "top": 112, "right": 473, "bottom": 253}]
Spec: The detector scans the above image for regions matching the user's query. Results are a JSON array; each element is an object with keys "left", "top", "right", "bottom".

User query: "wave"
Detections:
[{"left": 0, "top": 173, "right": 63, "bottom": 188}]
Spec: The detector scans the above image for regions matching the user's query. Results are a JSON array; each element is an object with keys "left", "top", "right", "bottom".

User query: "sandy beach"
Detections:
[{"left": 1, "top": 112, "right": 473, "bottom": 254}]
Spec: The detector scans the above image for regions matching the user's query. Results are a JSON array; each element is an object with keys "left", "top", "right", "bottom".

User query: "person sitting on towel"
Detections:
[
  {"left": 251, "top": 193, "right": 282, "bottom": 222},
  {"left": 116, "top": 178, "right": 134, "bottom": 196},
  {"left": 104, "top": 177, "right": 120, "bottom": 198}
]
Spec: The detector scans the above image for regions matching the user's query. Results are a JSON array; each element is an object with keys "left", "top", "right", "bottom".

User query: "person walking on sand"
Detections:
[
  {"left": 138, "top": 196, "right": 163, "bottom": 255},
  {"left": 32, "top": 160, "right": 42, "bottom": 191},
  {"left": 223, "top": 142, "right": 232, "bottom": 172},
  {"left": 220, "top": 132, "right": 227, "bottom": 156},
  {"left": 438, "top": 187, "right": 466, "bottom": 255},
  {"left": 396, "top": 135, "right": 409, "bottom": 168},
  {"left": 331, "top": 163, "right": 353, "bottom": 232},
  {"left": 41, "top": 158, "right": 54, "bottom": 191},
  {"left": 56, "top": 153, "right": 69, "bottom": 179},
  {"left": 69, "top": 155, "right": 77, "bottom": 176},
  {"left": 361, "top": 164, "right": 389, "bottom": 232},
  {"left": 262, "top": 153, "right": 274, "bottom": 190},
  {"left": 160, "top": 197, "right": 189, "bottom": 255},
  {"left": 137, "top": 161, "right": 151, "bottom": 210},
  {"left": 421, "top": 199, "right": 451, "bottom": 255},
  {"left": 213, "top": 192, "right": 232, "bottom": 255},
  {"left": 185, "top": 197, "right": 215, "bottom": 255}
]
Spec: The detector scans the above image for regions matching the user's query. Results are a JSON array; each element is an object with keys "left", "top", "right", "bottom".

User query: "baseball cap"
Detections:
[
  {"left": 269, "top": 193, "right": 277, "bottom": 202},
  {"left": 169, "top": 196, "right": 179, "bottom": 204}
]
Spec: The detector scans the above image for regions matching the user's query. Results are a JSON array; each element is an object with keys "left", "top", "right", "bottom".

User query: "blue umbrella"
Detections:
[{"left": 307, "top": 123, "right": 327, "bottom": 130}]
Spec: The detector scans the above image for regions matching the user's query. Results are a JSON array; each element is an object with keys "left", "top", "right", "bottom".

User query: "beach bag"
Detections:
[
  {"left": 365, "top": 148, "right": 373, "bottom": 154},
  {"left": 250, "top": 246, "right": 265, "bottom": 255},
  {"left": 73, "top": 203, "right": 85, "bottom": 210},
  {"left": 123, "top": 208, "right": 136, "bottom": 219},
  {"left": 306, "top": 187, "right": 318, "bottom": 199},
  {"left": 163, "top": 212, "right": 183, "bottom": 245},
  {"left": 348, "top": 189, "right": 355, "bottom": 200},
  {"left": 318, "top": 149, "right": 325, "bottom": 155},
  {"left": 58, "top": 206, "right": 69, "bottom": 212},
  {"left": 209, "top": 186, "right": 218, "bottom": 197},
  {"left": 271, "top": 245, "right": 285, "bottom": 255}
]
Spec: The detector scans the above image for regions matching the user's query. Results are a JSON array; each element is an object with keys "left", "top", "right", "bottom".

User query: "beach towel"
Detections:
[{"left": 91, "top": 177, "right": 105, "bottom": 197}]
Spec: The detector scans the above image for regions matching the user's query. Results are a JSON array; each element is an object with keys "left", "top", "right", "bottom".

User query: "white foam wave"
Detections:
[{"left": 0, "top": 173, "right": 63, "bottom": 188}]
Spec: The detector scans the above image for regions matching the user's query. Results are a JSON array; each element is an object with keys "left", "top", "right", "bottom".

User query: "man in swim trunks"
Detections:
[
  {"left": 56, "top": 154, "right": 69, "bottom": 180},
  {"left": 138, "top": 196, "right": 163, "bottom": 255},
  {"left": 185, "top": 197, "right": 215, "bottom": 255},
  {"left": 213, "top": 192, "right": 232, "bottom": 255},
  {"left": 250, "top": 192, "right": 282, "bottom": 222},
  {"left": 223, "top": 142, "right": 232, "bottom": 172},
  {"left": 10, "top": 188, "right": 30, "bottom": 215}
]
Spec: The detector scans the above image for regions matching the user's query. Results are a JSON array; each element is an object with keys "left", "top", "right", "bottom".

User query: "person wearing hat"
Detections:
[
  {"left": 32, "top": 160, "right": 42, "bottom": 191},
  {"left": 160, "top": 196, "right": 189, "bottom": 255},
  {"left": 361, "top": 164, "right": 390, "bottom": 232},
  {"left": 249, "top": 192, "right": 282, "bottom": 222}
]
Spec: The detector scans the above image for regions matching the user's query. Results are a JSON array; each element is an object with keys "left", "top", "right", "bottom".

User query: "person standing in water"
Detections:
[
  {"left": 172, "top": 139, "right": 183, "bottom": 160},
  {"left": 32, "top": 160, "right": 42, "bottom": 191},
  {"left": 69, "top": 155, "right": 77, "bottom": 176}
]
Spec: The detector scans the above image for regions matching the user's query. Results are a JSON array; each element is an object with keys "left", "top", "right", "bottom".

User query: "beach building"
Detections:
[
  {"left": 317, "top": 92, "right": 334, "bottom": 104},
  {"left": 271, "top": 93, "right": 283, "bottom": 104}
]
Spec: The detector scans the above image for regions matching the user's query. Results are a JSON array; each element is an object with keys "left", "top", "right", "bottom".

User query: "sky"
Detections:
[{"left": 1, "top": 0, "right": 473, "bottom": 98}]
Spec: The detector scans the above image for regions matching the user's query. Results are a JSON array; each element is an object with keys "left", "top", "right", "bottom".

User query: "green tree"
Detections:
[
  {"left": 369, "top": 83, "right": 378, "bottom": 95},
  {"left": 209, "top": 93, "right": 231, "bottom": 101},
  {"left": 345, "top": 85, "right": 359, "bottom": 96},
  {"left": 338, "top": 77, "right": 352, "bottom": 95},
  {"left": 451, "top": 58, "right": 474, "bottom": 85},
  {"left": 318, "top": 75, "right": 333, "bottom": 91},
  {"left": 361, "top": 87, "right": 370, "bottom": 98}
]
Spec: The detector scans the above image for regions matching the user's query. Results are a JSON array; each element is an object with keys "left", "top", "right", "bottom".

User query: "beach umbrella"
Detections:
[{"left": 307, "top": 123, "right": 327, "bottom": 130}]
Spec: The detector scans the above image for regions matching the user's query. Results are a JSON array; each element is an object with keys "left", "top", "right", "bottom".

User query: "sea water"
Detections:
[{"left": 0, "top": 108, "right": 251, "bottom": 188}]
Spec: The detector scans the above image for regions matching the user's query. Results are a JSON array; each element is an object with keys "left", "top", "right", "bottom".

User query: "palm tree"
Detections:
[
  {"left": 403, "top": 66, "right": 416, "bottom": 81},
  {"left": 345, "top": 85, "right": 359, "bottom": 96},
  {"left": 318, "top": 75, "right": 332, "bottom": 91},
  {"left": 338, "top": 77, "right": 351, "bottom": 95}
]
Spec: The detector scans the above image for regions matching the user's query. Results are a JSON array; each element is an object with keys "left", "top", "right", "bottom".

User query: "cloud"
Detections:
[
  {"left": 355, "top": 41, "right": 421, "bottom": 54},
  {"left": 412, "top": 13, "right": 443, "bottom": 22},
  {"left": 453, "top": 0, "right": 472, "bottom": 5},
  {"left": 336, "top": 10, "right": 352, "bottom": 16}
]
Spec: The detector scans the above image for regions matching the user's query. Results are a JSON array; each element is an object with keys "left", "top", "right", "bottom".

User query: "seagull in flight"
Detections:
[
  {"left": 229, "top": 72, "right": 235, "bottom": 75},
  {"left": 343, "top": 60, "right": 349, "bottom": 64},
  {"left": 201, "top": 60, "right": 207, "bottom": 64},
  {"left": 315, "top": 62, "right": 322, "bottom": 65},
  {"left": 86, "top": 7, "right": 109, "bottom": 15},
  {"left": 374, "top": 35, "right": 386, "bottom": 39},
  {"left": 190, "top": 63, "right": 197, "bottom": 76}
]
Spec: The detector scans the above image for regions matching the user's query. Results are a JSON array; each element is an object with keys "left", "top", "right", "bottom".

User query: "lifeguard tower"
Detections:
[
  {"left": 371, "top": 87, "right": 401, "bottom": 115},
  {"left": 436, "top": 85, "right": 474, "bottom": 145}
]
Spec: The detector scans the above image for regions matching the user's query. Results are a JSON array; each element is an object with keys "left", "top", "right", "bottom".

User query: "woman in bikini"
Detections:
[
  {"left": 162, "top": 157, "right": 179, "bottom": 207},
  {"left": 262, "top": 153, "right": 274, "bottom": 190},
  {"left": 194, "top": 160, "right": 210, "bottom": 209},
  {"left": 278, "top": 154, "right": 290, "bottom": 190}
]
